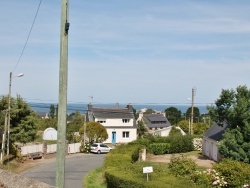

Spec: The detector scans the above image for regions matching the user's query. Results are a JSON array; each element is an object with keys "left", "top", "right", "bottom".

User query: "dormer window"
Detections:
[
  {"left": 122, "top": 119, "right": 130, "bottom": 123},
  {"left": 98, "top": 119, "right": 106, "bottom": 123}
]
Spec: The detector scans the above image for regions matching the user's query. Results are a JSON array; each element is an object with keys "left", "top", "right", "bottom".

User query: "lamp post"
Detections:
[{"left": 6, "top": 72, "right": 24, "bottom": 156}]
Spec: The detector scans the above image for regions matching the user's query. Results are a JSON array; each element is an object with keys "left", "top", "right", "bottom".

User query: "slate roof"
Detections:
[
  {"left": 91, "top": 107, "right": 134, "bottom": 119},
  {"left": 203, "top": 123, "right": 229, "bottom": 141},
  {"left": 143, "top": 114, "right": 171, "bottom": 128}
]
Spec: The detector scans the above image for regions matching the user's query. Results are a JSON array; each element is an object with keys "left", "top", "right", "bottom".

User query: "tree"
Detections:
[
  {"left": 66, "top": 111, "right": 85, "bottom": 143},
  {"left": 177, "top": 120, "right": 189, "bottom": 134},
  {"left": 79, "top": 122, "right": 108, "bottom": 143},
  {"left": 49, "top": 104, "right": 56, "bottom": 119},
  {"left": 165, "top": 107, "right": 182, "bottom": 125},
  {"left": 133, "top": 107, "right": 139, "bottom": 121},
  {"left": 185, "top": 107, "right": 200, "bottom": 123},
  {"left": 137, "top": 120, "right": 148, "bottom": 138},
  {"left": 144, "top": 109, "right": 156, "bottom": 114},
  {"left": 0, "top": 95, "right": 38, "bottom": 145},
  {"left": 192, "top": 122, "right": 209, "bottom": 135},
  {"left": 208, "top": 85, "right": 250, "bottom": 163}
]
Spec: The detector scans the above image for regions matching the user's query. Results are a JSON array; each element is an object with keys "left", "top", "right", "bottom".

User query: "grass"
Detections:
[
  {"left": 83, "top": 166, "right": 107, "bottom": 188},
  {"left": 83, "top": 151, "right": 209, "bottom": 188}
]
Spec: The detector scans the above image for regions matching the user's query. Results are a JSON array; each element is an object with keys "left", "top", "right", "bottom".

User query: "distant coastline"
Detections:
[{"left": 28, "top": 102, "right": 209, "bottom": 114}]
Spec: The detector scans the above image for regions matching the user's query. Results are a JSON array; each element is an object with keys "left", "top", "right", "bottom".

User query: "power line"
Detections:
[{"left": 12, "top": 0, "right": 43, "bottom": 72}]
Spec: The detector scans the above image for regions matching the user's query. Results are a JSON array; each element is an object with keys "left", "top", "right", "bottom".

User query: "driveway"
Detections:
[{"left": 21, "top": 153, "right": 106, "bottom": 188}]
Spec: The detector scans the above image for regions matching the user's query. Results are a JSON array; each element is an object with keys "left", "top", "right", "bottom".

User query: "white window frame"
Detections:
[{"left": 122, "top": 131, "right": 130, "bottom": 138}]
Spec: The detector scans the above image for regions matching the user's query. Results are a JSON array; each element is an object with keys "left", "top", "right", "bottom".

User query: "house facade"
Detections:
[
  {"left": 87, "top": 103, "right": 137, "bottom": 144},
  {"left": 202, "top": 123, "right": 229, "bottom": 162}
]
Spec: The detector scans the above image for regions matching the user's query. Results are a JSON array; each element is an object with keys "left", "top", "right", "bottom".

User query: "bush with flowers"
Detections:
[
  {"left": 190, "top": 169, "right": 227, "bottom": 187},
  {"left": 80, "top": 141, "right": 91, "bottom": 153}
]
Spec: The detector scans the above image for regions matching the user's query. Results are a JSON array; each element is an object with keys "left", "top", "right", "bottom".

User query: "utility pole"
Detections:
[
  {"left": 56, "top": 0, "right": 69, "bottom": 187},
  {"left": 7, "top": 72, "right": 12, "bottom": 156},
  {"left": 0, "top": 111, "right": 8, "bottom": 164},
  {"left": 190, "top": 87, "right": 195, "bottom": 135}
]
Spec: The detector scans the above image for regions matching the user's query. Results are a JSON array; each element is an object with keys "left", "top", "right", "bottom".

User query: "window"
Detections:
[
  {"left": 122, "top": 119, "right": 130, "bottom": 123},
  {"left": 122, "top": 131, "right": 130, "bottom": 138},
  {"left": 98, "top": 120, "right": 106, "bottom": 123}
]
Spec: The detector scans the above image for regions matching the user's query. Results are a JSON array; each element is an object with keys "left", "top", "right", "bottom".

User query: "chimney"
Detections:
[
  {"left": 127, "top": 103, "right": 133, "bottom": 112},
  {"left": 88, "top": 103, "right": 93, "bottom": 111}
]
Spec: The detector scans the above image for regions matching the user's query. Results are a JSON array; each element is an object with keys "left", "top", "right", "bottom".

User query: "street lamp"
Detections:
[{"left": 6, "top": 72, "right": 24, "bottom": 156}]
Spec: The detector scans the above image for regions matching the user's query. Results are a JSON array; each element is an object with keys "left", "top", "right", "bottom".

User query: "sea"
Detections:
[{"left": 28, "top": 102, "right": 209, "bottom": 115}]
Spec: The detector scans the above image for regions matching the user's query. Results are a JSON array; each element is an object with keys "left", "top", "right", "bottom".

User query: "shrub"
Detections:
[
  {"left": 129, "top": 138, "right": 151, "bottom": 147},
  {"left": 149, "top": 143, "right": 170, "bottom": 155},
  {"left": 168, "top": 154, "right": 197, "bottom": 177},
  {"left": 169, "top": 135, "right": 194, "bottom": 153},
  {"left": 131, "top": 146, "right": 140, "bottom": 163},
  {"left": 190, "top": 169, "right": 227, "bottom": 187},
  {"left": 169, "top": 126, "right": 182, "bottom": 136},
  {"left": 213, "top": 158, "right": 250, "bottom": 187},
  {"left": 80, "top": 141, "right": 91, "bottom": 153}
]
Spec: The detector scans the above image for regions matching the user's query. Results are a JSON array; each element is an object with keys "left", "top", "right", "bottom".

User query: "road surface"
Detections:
[{"left": 21, "top": 153, "right": 106, "bottom": 188}]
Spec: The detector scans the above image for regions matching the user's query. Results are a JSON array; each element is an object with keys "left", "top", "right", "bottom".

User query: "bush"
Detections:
[
  {"left": 169, "top": 135, "right": 194, "bottom": 153},
  {"left": 168, "top": 155, "right": 197, "bottom": 177},
  {"left": 149, "top": 143, "right": 170, "bottom": 155},
  {"left": 129, "top": 138, "right": 151, "bottom": 147},
  {"left": 213, "top": 158, "right": 250, "bottom": 187},
  {"left": 190, "top": 169, "right": 227, "bottom": 187},
  {"left": 169, "top": 126, "right": 182, "bottom": 136},
  {"left": 80, "top": 141, "right": 91, "bottom": 153}
]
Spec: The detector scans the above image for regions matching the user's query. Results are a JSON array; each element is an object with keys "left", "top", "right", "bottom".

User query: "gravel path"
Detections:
[{"left": 147, "top": 153, "right": 215, "bottom": 168}]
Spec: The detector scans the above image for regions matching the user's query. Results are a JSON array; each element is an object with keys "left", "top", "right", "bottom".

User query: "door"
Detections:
[{"left": 112, "top": 132, "right": 116, "bottom": 143}]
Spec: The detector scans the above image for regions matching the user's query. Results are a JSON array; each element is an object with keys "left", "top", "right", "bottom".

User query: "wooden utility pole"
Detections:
[
  {"left": 190, "top": 87, "right": 195, "bottom": 135},
  {"left": 56, "top": 0, "right": 69, "bottom": 187}
]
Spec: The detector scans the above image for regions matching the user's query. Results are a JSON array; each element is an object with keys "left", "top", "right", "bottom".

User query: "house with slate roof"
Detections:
[
  {"left": 140, "top": 113, "right": 185, "bottom": 136},
  {"left": 86, "top": 103, "right": 137, "bottom": 144},
  {"left": 202, "top": 123, "right": 229, "bottom": 162},
  {"left": 142, "top": 114, "right": 172, "bottom": 131}
]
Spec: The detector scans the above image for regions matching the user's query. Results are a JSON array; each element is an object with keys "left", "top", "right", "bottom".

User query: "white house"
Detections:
[{"left": 86, "top": 103, "right": 137, "bottom": 144}]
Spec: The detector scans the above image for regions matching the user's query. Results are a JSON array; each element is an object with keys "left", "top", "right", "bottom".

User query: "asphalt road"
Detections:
[{"left": 21, "top": 153, "right": 106, "bottom": 188}]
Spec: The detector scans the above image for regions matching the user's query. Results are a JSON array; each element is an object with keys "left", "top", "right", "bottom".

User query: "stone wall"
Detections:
[{"left": 0, "top": 169, "right": 55, "bottom": 188}]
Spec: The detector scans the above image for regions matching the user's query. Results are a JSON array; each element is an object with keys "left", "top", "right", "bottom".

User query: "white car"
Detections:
[{"left": 90, "top": 143, "right": 112, "bottom": 154}]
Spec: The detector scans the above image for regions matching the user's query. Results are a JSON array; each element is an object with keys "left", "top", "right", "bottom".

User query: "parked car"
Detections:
[{"left": 90, "top": 143, "right": 112, "bottom": 154}]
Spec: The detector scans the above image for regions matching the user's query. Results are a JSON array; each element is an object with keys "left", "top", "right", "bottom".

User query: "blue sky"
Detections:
[{"left": 1, "top": 0, "right": 250, "bottom": 105}]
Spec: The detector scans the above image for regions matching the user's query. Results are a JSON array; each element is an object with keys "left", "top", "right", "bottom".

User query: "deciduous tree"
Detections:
[
  {"left": 79, "top": 122, "right": 108, "bottom": 143},
  {"left": 165, "top": 107, "right": 182, "bottom": 125}
]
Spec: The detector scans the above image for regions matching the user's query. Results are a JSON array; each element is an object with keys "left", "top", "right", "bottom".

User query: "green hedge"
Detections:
[
  {"left": 149, "top": 143, "right": 170, "bottom": 155},
  {"left": 169, "top": 135, "right": 194, "bottom": 153},
  {"left": 104, "top": 143, "right": 200, "bottom": 188}
]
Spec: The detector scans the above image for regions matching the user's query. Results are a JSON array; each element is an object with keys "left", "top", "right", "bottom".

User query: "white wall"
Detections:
[
  {"left": 104, "top": 128, "right": 137, "bottom": 143},
  {"left": 96, "top": 118, "right": 134, "bottom": 127},
  {"left": 202, "top": 137, "right": 221, "bottom": 162}
]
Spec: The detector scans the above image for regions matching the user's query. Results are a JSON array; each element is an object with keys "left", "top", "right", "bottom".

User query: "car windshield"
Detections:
[{"left": 91, "top": 144, "right": 98, "bottom": 147}]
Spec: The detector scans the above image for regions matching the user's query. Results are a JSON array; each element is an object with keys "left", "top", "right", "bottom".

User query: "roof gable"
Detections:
[{"left": 203, "top": 123, "right": 229, "bottom": 141}]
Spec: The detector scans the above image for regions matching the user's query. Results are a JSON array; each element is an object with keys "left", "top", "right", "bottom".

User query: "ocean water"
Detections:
[{"left": 28, "top": 102, "right": 208, "bottom": 114}]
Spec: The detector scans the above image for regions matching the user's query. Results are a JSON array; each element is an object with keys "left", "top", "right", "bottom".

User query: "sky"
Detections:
[{"left": 1, "top": 0, "right": 250, "bottom": 106}]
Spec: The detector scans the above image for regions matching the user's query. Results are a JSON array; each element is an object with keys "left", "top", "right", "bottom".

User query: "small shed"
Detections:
[
  {"left": 202, "top": 123, "right": 229, "bottom": 162},
  {"left": 43, "top": 127, "right": 57, "bottom": 140}
]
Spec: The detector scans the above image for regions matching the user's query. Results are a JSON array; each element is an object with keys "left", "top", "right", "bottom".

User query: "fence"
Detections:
[
  {"left": 20, "top": 142, "right": 82, "bottom": 157},
  {"left": 21, "top": 143, "right": 43, "bottom": 156},
  {"left": 68, "top": 143, "right": 81, "bottom": 154}
]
